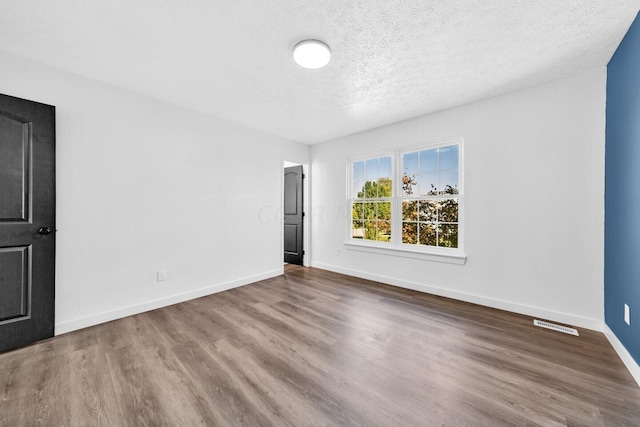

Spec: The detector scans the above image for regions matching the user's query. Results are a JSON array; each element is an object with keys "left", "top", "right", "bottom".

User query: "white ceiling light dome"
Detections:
[{"left": 293, "top": 39, "right": 331, "bottom": 69}]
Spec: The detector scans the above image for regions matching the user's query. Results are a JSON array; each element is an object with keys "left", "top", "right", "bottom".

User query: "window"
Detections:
[
  {"left": 349, "top": 139, "right": 463, "bottom": 255},
  {"left": 400, "top": 144, "right": 460, "bottom": 248},
  {"left": 351, "top": 155, "right": 393, "bottom": 242}
]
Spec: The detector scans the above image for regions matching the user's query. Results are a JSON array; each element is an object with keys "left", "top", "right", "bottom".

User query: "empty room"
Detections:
[{"left": 2, "top": 1, "right": 640, "bottom": 425}]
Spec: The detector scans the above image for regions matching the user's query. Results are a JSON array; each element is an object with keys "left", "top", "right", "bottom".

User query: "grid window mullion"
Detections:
[{"left": 350, "top": 141, "right": 461, "bottom": 250}]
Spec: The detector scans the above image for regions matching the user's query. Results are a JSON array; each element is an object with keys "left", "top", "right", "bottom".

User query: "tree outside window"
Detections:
[
  {"left": 351, "top": 156, "right": 392, "bottom": 242},
  {"left": 401, "top": 145, "right": 459, "bottom": 248},
  {"left": 349, "top": 140, "right": 462, "bottom": 252}
]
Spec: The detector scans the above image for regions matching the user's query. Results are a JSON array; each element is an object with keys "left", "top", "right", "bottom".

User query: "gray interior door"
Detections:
[
  {"left": 283, "top": 165, "right": 303, "bottom": 265},
  {"left": 0, "top": 93, "right": 56, "bottom": 353}
]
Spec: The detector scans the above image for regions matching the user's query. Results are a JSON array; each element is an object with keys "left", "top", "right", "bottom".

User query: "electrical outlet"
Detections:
[
  {"left": 157, "top": 269, "right": 167, "bottom": 282},
  {"left": 625, "top": 304, "right": 630, "bottom": 326}
]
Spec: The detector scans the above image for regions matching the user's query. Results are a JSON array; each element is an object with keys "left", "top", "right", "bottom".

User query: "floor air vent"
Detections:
[{"left": 533, "top": 319, "right": 579, "bottom": 336}]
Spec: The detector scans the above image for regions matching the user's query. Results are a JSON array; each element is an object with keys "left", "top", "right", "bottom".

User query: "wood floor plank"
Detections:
[
  {"left": 1, "top": 266, "right": 640, "bottom": 426},
  {"left": 66, "top": 345, "right": 121, "bottom": 426}
]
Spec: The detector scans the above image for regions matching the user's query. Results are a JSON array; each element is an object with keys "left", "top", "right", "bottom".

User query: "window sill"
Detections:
[{"left": 344, "top": 241, "right": 467, "bottom": 265}]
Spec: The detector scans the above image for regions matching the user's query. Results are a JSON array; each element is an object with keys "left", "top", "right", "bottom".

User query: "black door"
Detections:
[
  {"left": 284, "top": 165, "right": 303, "bottom": 265},
  {"left": 0, "top": 94, "right": 56, "bottom": 353}
]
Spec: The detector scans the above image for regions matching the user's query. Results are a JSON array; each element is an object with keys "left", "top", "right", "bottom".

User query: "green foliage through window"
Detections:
[
  {"left": 350, "top": 143, "right": 461, "bottom": 250},
  {"left": 401, "top": 145, "right": 459, "bottom": 248},
  {"left": 351, "top": 156, "right": 393, "bottom": 243}
]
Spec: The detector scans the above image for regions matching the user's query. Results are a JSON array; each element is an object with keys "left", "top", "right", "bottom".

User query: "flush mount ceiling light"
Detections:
[{"left": 293, "top": 39, "right": 331, "bottom": 69}]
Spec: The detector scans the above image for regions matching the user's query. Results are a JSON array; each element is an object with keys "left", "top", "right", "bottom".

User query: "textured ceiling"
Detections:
[{"left": 0, "top": 1, "right": 638, "bottom": 144}]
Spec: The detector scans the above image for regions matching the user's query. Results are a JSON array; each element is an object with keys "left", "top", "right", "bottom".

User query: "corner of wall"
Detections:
[
  {"left": 604, "top": 324, "right": 640, "bottom": 387},
  {"left": 604, "top": 9, "right": 640, "bottom": 372}
]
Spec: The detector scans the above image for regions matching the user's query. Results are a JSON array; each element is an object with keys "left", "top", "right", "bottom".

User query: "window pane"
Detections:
[
  {"left": 379, "top": 156, "right": 392, "bottom": 178},
  {"left": 439, "top": 224, "right": 458, "bottom": 248},
  {"left": 363, "top": 202, "right": 376, "bottom": 220},
  {"left": 439, "top": 171, "right": 459, "bottom": 195},
  {"left": 365, "top": 158, "right": 378, "bottom": 180},
  {"left": 377, "top": 201, "right": 391, "bottom": 221},
  {"left": 419, "top": 223, "right": 437, "bottom": 246},
  {"left": 352, "top": 202, "right": 364, "bottom": 221},
  {"left": 439, "top": 145, "right": 458, "bottom": 171},
  {"left": 376, "top": 221, "right": 391, "bottom": 242},
  {"left": 402, "top": 222, "right": 418, "bottom": 244},
  {"left": 402, "top": 173, "right": 417, "bottom": 196},
  {"left": 353, "top": 161, "right": 365, "bottom": 180},
  {"left": 377, "top": 177, "right": 392, "bottom": 197},
  {"left": 352, "top": 220, "right": 364, "bottom": 238},
  {"left": 439, "top": 199, "right": 458, "bottom": 222},
  {"left": 363, "top": 221, "right": 376, "bottom": 240},
  {"left": 353, "top": 180, "right": 367, "bottom": 198},
  {"left": 402, "top": 200, "right": 418, "bottom": 221},
  {"left": 403, "top": 152, "right": 418, "bottom": 175},
  {"left": 360, "top": 181, "right": 378, "bottom": 198},
  {"left": 418, "top": 173, "right": 438, "bottom": 196},
  {"left": 419, "top": 200, "right": 438, "bottom": 222},
  {"left": 420, "top": 149, "right": 437, "bottom": 172}
]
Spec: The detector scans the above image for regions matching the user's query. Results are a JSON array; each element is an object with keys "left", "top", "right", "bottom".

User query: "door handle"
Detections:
[{"left": 38, "top": 226, "right": 53, "bottom": 235}]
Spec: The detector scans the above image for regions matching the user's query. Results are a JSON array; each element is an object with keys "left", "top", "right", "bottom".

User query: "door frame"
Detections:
[{"left": 282, "top": 157, "right": 310, "bottom": 269}]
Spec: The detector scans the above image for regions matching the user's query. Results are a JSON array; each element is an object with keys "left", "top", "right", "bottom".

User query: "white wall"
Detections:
[
  {"left": 0, "top": 47, "right": 606, "bottom": 333},
  {"left": 310, "top": 68, "right": 606, "bottom": 330},
  {"left": 0, "top": 50, "right": 309, "bottom": 333}
]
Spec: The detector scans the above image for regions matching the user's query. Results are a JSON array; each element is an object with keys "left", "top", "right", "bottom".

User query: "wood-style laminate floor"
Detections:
[{"left": 1, "top": 266, "right": 639, "bottom": 426}]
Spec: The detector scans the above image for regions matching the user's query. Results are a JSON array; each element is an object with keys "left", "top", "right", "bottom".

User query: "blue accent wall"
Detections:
[{"left": 606, "top": 12, "right": 640, "bottom": 365}]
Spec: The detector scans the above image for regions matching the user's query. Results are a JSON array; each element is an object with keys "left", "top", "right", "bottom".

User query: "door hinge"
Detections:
[
  {"left": 303, "top": 250, "right": 305, "bottom": 255},
  {"left": 302, "top": 174, "right": 306, "bottom": 179},
  {"left": 302, "top": 212, "right": 305, "bottom": 218}
]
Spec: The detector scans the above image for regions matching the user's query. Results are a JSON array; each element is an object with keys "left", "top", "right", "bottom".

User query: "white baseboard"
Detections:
[
  {"left": 603, "top": 325, "right": 640, "bottom": 387},
  {"left": 55, "top": 269, "right": 282, "bottom": 335},
  {"left": 311, "top": 262, "right": 603, "bottom": 331}
]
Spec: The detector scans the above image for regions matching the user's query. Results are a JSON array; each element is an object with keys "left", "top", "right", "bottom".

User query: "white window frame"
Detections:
[{"left": 345, "top": 137, "right": 466, "bottom": 264}]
